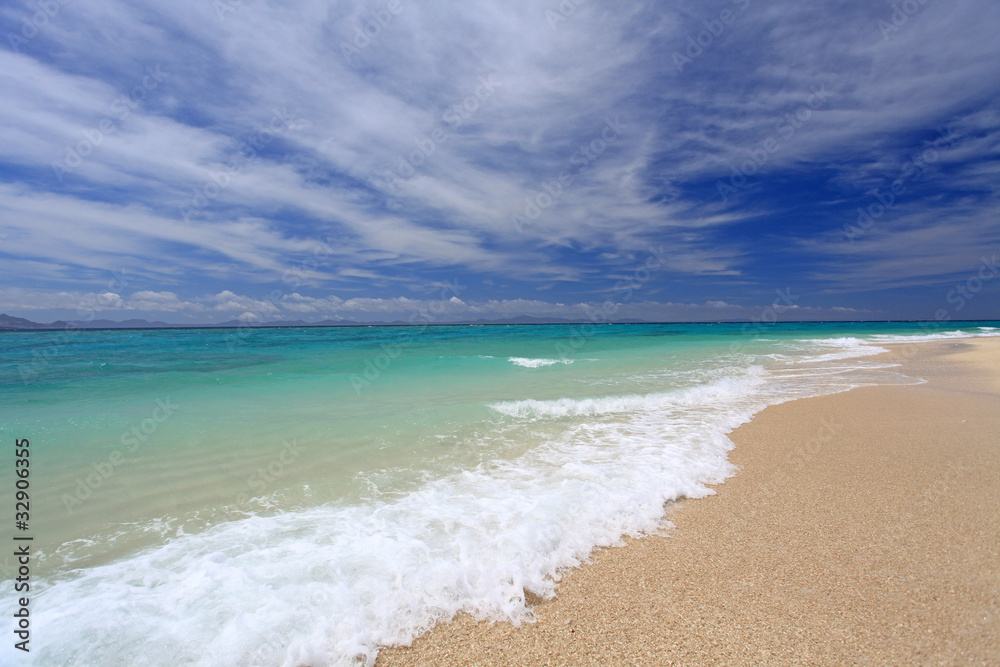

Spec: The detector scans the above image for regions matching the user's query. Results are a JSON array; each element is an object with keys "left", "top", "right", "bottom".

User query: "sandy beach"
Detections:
[{"left": 378, "top": 338, "right": 1000, "bottom": 665}]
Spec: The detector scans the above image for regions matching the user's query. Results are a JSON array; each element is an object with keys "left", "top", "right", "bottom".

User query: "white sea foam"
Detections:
[
  {"left": 866, "top": 329, "right": 1000, "bottom": 344},
  {"left": 3, "top": 329, "right": 992, "bottom": 666},
  {"left": 489, "top": 370, "right": 766, "bottom": 420},
  {"left": 794, "top": 336, "right": 890, "bottom": 363},
  {"left": 508, "top": 357, "right": 573, "bottom": 368},
  {"left": 7, "top": 378, "right": 753, "bottom": 666}
]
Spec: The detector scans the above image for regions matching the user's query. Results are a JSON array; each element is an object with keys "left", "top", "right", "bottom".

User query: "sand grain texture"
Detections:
[{"left": 377, "top": 339, "right": 1000, "bottom": 666}]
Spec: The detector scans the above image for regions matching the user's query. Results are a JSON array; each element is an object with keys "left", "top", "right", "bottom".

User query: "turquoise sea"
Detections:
[{"left": 1, "top": 321, "right": 998, "bottom": 665}]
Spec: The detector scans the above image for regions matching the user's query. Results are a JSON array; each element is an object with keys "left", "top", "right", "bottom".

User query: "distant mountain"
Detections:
[
  {"left": 0, "top": 314, "right": 174, "bottom": 330},
  {"left": 0, "top": 314, "right": 50, "bottom": 330},
  {"left": 213, "top": 319, "right": 361, "bottom": 327},
  {"left": 68, "top": 318, "right": 174, "bottom": 329},
  {"left": 0, "top": 314, "right": 401, "bottom": 329},
  {"left": 467, "top": 315, "right": 574, "bottom": 325},
  {"left": 0, "top": 313, "right": 654, "bottom": 331},
  {"left": 180, "top": 316, "right": 590, "bottom": 327}
]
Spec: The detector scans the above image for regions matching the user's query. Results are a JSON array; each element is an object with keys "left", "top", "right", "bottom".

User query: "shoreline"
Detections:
[{"left": 378, "top": 338, "right": 1000, "bottom": 665}]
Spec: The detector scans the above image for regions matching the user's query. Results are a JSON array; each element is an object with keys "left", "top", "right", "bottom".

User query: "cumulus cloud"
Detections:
[
  {"left": 0, "top": 287, "right": 875, "bottom": 323},
  {"left": 127, "top": 291, "right": 193, "bottom": 312},
  {"left": 206, "top": 291, "right": 282, "bottom": 315}
]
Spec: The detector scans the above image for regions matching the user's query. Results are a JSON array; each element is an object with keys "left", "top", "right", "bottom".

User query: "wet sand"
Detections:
[{"left": 378, "top": 338, "right": 1000, "bottom": 665}]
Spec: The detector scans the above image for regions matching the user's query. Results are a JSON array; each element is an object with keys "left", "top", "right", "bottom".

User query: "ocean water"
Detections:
[{"left": 1, "top": 321, "right": 997, "bottom": 665}]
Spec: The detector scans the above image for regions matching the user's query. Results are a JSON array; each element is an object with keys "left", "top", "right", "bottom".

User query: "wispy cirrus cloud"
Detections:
[{"left": 0, "top": 0, "right": 998, "bottom": 321}]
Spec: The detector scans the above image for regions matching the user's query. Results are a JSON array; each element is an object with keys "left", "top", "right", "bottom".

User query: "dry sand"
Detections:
[{"left": 377, "top": 338, "right": 1000, "bottom": 666}]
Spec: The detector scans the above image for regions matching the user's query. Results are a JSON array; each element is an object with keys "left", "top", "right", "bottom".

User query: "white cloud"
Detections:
[
  {"left": 1, "top": 0, "right": 998, "bottom": 315},
  {"left": 0, "top": 286, "right": 877, "bottom": 323},
  {"left": 127, "top": 291, "right": 193, "bottom": 312},
  {"left": 206, "top": 291, "right": 281, "bottom": 315}
]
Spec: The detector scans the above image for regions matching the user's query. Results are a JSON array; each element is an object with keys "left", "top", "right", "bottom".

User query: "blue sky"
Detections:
[{"left": 1, "top": 0, "right": 998, "bottom": 323}]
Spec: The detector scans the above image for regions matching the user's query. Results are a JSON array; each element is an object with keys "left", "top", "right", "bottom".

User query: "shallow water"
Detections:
[{"left": 1, "top": 321, "right": 997, "bottom": 665}]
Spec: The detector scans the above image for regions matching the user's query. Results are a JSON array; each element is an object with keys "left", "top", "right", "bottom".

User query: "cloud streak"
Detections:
[{"left": 1, "top": 0, "right": 998, "bottom": 321}]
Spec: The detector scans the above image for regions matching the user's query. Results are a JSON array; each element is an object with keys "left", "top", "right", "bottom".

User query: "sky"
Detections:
[{"left": 1, "top": 0, "right": 998, "bottom": 324}]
